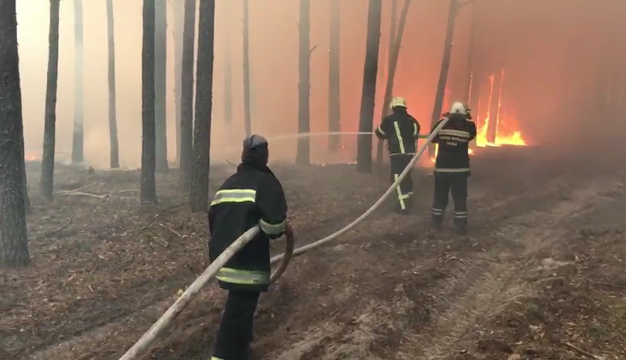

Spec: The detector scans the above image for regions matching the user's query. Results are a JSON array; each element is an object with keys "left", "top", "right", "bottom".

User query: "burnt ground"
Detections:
[{"left": 1, "top": 147, "right": 625, "bottom": 360}]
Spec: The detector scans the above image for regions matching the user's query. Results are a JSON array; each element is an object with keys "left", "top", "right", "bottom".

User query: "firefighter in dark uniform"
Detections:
[
  {"left": 430, "top": 102, "right": 476, "bottom": 235},
  {"left": 375, "top": 97, "right": 421, "bottom": 214},
  {"left": 209, "top": 134, "right": 288, "bottom": 360}
]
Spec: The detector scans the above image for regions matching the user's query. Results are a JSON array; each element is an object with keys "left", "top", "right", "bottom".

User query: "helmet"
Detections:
[
  {"left": 449, "top": 102, "right": 467, "bottom": 115},
  {"left": 241, "top": 134, "right": 269, "bottom": 165},
  {"left": 389, "top": 97, "right": 407, "bottom": 109}
]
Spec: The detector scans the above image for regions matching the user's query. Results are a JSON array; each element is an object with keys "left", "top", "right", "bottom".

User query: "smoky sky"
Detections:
[{"left": 17, "top": 0, "right": 626, "bottom": 167}]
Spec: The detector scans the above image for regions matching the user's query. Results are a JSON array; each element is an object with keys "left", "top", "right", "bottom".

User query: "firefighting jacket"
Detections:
[
  {"left": 431, "top": 114, "right": 477, "bottom": 175},
  {"left": 375, "top": 109, "right": 421, "bottom": 156},
  {"left": 208, "top": 162, "right": 288, "bottom": 292}
]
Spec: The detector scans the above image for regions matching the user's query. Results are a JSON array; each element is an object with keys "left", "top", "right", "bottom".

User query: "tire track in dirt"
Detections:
[{"left": 407, "top": 178, "right": 622, "bottom": 360}]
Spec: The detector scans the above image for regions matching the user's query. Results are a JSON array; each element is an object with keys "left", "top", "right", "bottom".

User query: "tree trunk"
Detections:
[
  {"left": 327, "top": 0, "right": 341, "bottom": 153},
  {"left": 41, "top": 0, "right": 61, "bottom": 201},
  {"left": 106, "top": 0, "right": 120, "bottom": 169},
  {"left": 223, "top": 1, "right": 233, "bottom": 140},
  {"left": 72, "top": 0, "right": 84, "bottom": 164},
  {"left": 376, "top": 0, "right": 411, "bottom": 166},
  {"left": 0, "top": 0, "right": 29, "bottom": 267},
  {"left": 141, "top": 0, "right": 157, "bottom": 204},
  {"left": 462, "top": 2, "right": 477, "bottom": 104},
  {"left": 427, "top": 0, "right": 458, "bottom": 156},
  {"left": 243, "top": 0, "right": 251, "bottom": 136},
  {"left": 296, "top": 0, "right": 312, "bottom": 165},
  {"left": 155, "top": 0, "right": 168, "bottom": 173},
  {"left": 20, "top": 136, "right": 30, "bottom": 215},
  {"left": 356, "top": 0, "right": 382, "bottom": 174},
  {"left": 178, "top": 0, "right": 196, "bottom": 194},
  {"left": 487, "top": 67, "right": 502, "bottom": 144},
  {"left": 173, "top": 0, "right": 184, "bottom": 163},
  {"left": 190, "top": 0, "right": 215, "bottom": 213}
]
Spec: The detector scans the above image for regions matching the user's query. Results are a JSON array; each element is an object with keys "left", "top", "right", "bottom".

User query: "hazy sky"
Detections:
[{"left": 17, "top": 0, "right": 624, "bottom": 167}]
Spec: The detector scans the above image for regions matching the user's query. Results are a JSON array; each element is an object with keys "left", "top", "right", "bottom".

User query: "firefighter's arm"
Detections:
[
  {"left": 208, "top": 204, "right": 217, "bottom": 236},
  {"left": 467, "top": 120, "right": 477, "bottom": 141},
  {"left": 256, "top": 175, "right": 288, "bottom": 239},
  {"left": 412, "top": 117, "right": 421, "bottom": 139},
  {"left": 374, "top": 118, "right": 388, "bottom": 139},
  {"left": 430, "top": 120, "right": 443, "bottom": 144}
]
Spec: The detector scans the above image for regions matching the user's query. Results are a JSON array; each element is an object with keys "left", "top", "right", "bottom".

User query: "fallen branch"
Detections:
[
  {"left": 57, "top": 191, "right": 108, "bottom": 199},
  {"left": 142, "top": 202, "right": 186, "bottom": 230},
  {"left": 45, "top": 217, "right": 73, "bottom": 237},
  {"left": 563, "top": 342, "right": 602, "bottom": 359},
  {"left": 158, "top": 223, "right": 186, "bottom": 239},
  {"left": 590, "top": 281, "right": 626, "bottom": 290}
]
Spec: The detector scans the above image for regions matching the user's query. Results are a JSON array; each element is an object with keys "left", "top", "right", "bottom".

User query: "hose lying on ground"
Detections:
[{"left": 119, "top": 120, "right": 448, "bottom": 360}]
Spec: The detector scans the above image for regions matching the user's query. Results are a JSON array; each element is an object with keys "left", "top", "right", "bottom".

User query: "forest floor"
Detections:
[{"left": 2, "top": 147, "right": 626, "bottom": 360}]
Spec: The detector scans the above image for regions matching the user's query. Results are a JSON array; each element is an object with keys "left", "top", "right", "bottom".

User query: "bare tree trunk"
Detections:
[
  {"left": 487, "top": 67, "right": 502, "bottom": 144},
  {"left": 243, "top": 0, "right": 251, "bottom": 136},
  {"left": 223, "top": 1, "right": 233, "bottom": 140},
  {"left": 141, "top": 0, "right": 157, "bottom": 204},
  {"left": 155, "top": 0, "right": 168, "bottom": 173},
  {"left": 462, "top": 2, "right": 477, "bottom": 104},
  {"left": 356, "top": 0, "right": 382, "bottom": 173},
  {"left": 427, "top": 0, "right": 458, "bottom": 156},
  {"left": 106, "top": 0, "right": 120, "bottom": 169},
  {"left": 327, "top": 0, "right": 341, "bottom": 153},
  {"left": 178, "top": 0, "right": 196, "bottom": 194},
  {"left": 0, "top": 0, "right": 29, "bottom": 267},
  {"left": 41, "top": 0, "right": 61, "bottom": 201},
  {"left": 296, "top": 0, "right": 312, "bottom": 165},
  {"left": 72, "top": 0, "right": 84, "bottom": 164},
  {"left": 173, "top": 0, "right": 184, "bottom": 163},
  {"left": 376, "top": 0, "right": 411, "bottom": 166},
  {"left": 20, "top": 136, "right": 30, "bottom": 215},
  {"left": 190, "top": 0, "right": 215, "bottom": 213}
]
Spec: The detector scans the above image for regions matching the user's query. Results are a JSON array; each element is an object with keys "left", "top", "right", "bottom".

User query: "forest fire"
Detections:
[
  {"left": 25, "top": 153, "right": 39, "bottom": 161},
  {"left": 474, "top": 71, "right": 527, "bottom": 148}
]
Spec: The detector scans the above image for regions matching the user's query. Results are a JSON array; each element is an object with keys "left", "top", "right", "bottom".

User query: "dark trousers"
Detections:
[
  {"left": 390, "top": 154, "right": 414, "bottom": 212},
  {"left": 213, "top": 290, "right": 261, "bottom": 360},
  {"left": 431, "top": 173, "right": 468, "bottom": 229}
]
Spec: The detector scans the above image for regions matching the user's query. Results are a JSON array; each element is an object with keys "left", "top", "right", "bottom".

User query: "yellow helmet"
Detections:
[{"left": 389, "top": 97, "right": 407, "bottom": 109}]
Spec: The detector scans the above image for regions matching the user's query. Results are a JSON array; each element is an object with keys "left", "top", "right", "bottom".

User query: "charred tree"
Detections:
[
  {"left": 178, "top": 0, "right": 196, "bottom": 194},
  {"left": 356, "top": 0, "right": 382, "bottom": 173},
  {"left": 173, "top": 0, "right": 184, "bottom": 162},
  {"left": 243, "top": 0, "right": 251, "bottom": 136},
  {"left": 487, "top": 68, "right": 502, "bottom": 144},
  {"left": 41, "top": 0, "right": 61, "bottom": 201},
  {"left": 376, "top": 0, "right": 411, "bottom": 166},
  {"left": 155, "top": 0, "right": 168, "bottom": 173},
  {"left": 223, "top": 1, "right": 233, "bottom": 140},
  {"left": 0, "top": 0, "right": 29, "bottom": 267},
  {"left": 190, "top": 0, "right": 215, "bottom": 213},
  {"left": 106, "top": 0, "right": 120, "bottom": 168},
  {"left": 72, "top": 0, "right": 84, "bottom": 164},
  {"left": 327, "top": 0, "right": 341, "bottom": 152},
  {"left": 20, "top": 138, "right": 30, "bottom": 215},
  {"left": 141, "top": 0, "right": 157, "bottom": 204},
  {"left": 296, "top": 0, "right": 313, "bottom": 165},
  {"left": 427, "top": 0, "right": 458, "bottom": 156},
  {"left": 462, "top": 2, "right": 477, "bottom": 104}
]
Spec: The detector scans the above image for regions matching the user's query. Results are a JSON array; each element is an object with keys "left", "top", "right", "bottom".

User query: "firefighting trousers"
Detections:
[
  {"left": 390, "top": 154, "right": 414, "bottom": 211},
  {"left": 431, "top": 173, "right": 468, "bottom": 228},
  {"left": 212, "top": 290, "right": 260, "bottom": 360}
]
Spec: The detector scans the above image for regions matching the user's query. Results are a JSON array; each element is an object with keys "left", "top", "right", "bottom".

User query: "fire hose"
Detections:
[{"left": 119, "top": 120, "right": 448, "bottom": 360}]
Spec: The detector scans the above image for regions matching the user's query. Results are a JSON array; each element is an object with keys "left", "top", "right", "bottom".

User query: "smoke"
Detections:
[{"left": 17, "top": 0, "right": 626, "bottom": 167}]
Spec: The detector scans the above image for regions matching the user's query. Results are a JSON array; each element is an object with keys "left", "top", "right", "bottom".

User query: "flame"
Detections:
[
  {"left": 475, "top": 69, "right": 527, "bottom": 148},
  {"left": 25, "top": 153, "right": 39, "bottom": 161}
]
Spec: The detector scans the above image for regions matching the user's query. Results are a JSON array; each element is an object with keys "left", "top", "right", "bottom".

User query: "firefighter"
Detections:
[
  {"left": 209, "top": 134, "right": 288, "bottom": 360},
  {"left": 430, "top": 102, "right": 477, "bottom": 235},
  {"left": 375, "top": 96, "right": 421, "bottom": 214}
]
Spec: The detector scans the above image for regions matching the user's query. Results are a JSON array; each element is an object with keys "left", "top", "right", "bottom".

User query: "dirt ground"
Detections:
[{"left": 2, "top": 147, "right": 626, "bottom": 360}]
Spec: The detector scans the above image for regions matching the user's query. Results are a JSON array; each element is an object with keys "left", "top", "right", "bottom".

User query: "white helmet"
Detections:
[{"left": 450, "top": 102, "right": 467, "bottom": 115}]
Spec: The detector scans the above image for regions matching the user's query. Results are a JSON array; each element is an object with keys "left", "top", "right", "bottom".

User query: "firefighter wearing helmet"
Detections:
[
  {"left": 209, "top": 134, "right": 288, "bottom": 359},
  {"left": 375, "top": 97, "right": 421, "bottom": 214},
  {"left": 430, "top": 102, "right": 477, "bottom": 235}
]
